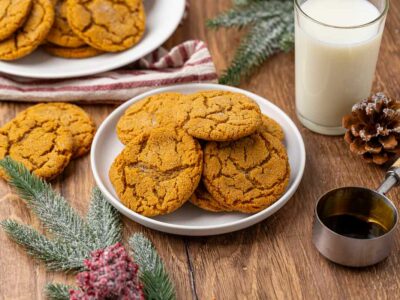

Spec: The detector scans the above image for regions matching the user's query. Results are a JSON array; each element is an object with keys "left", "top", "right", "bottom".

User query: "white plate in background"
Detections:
[
  {"left": 0, "top": 0, "right": 185, "bottom": 79},
  {"left": 91, "top": 83, "right": 306, "bottom": 236}
]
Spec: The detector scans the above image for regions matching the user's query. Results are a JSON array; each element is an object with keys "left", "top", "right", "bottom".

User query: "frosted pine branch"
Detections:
[
  {"left": 129, "top": 233, "right": 176, "bottom": 300},
  {"left": 45, "top": 283, "right": 74, "bottom": 300}
]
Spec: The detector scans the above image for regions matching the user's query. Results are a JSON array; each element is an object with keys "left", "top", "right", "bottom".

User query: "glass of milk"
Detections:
[{"left": 295, "top": 0, "right": 389, "bottom": 135}]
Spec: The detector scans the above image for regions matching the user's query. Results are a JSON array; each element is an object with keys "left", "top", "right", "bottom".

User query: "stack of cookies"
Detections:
[
  {"left": 110, "top": 90, "right": 290, "bottom": 217},
  {"left": 0, "top": 0, "right": 146, "bottom": 60},
  {"left": 0, "top": 103, "right": 96, "bottom": 180}
]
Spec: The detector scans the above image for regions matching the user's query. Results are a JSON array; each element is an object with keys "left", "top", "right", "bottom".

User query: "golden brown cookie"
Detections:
[
  {"left": 116, "top": 93, "right": 186, "bottom": 144},
  {"left": 260, "top": 115, "right": 284, "bottom": 141},
  {"left": 0, "top": 0, "right": 33, "bottom": 41},
  {"left": 43, "top": 44, "right": 103, "bottom": 58},
  {"left": 190, "top": 182, "right": 232, "bottom": 213},
  {"left": 203, "top": 130, "right": 290, "bottom": 213},
  {"left": 181, "top": 90, "right": 262, "bottom": 141},
  {"left": 67, "top": 0, "right": 146, "bottom": 52},
  {"left": 109, "top": 128, "right": 203, "bottom": 217},
  {"left": 0, "top": 0, "right": 54, "bottom": 60},
  {"left": 21, "top": 103, "right": 96, "bottom": 158},
  {"left": 46, "top": 0, "right": 86, "bottom": 48},
  {"left": 0, "top": 117, "right": 73, "bottom": 180}
]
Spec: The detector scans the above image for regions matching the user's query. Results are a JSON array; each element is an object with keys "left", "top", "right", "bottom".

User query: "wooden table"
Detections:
[{"left": 1, "top": 1, "right": 400, "bottom": 299}]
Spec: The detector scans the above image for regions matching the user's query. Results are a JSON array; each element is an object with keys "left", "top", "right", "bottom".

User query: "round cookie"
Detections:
[
  {"left": 260, "top": 115, "right": 284, "bottom": 141},
  {"left": 203, "top": 130, "right": 290, "bottom": 213},
  {"left": 0, "top": 117, "right": 73, "bottom": 180},
  {"left": 0, "top": 0, "right": 33, "bottom": 41},
  {"left": 190, "top": 182, "right": 232, "bottom": 213},
  {"left": 116, "top": 93, "right": 186, "bottom": 145},
  {"left": 43, "top": 44, "right": 103, "bottom": 58},
  {"left": 46, "top": 0, "right": 86, "bottom": 48},
  {"left": 181, "top": 90, "right": 262, "bottom": 141},
  {"left": 21, "top": 103, "right": 96, "bottom": 158},
  {"left": 67, "top": 0, "right": 146, "bottom": 52},
  {"left": 0, "top": 0, "right": 54, "bottom": 60},
  {"left": 109, "top": 128, "right": 203, "bottom": 217}
]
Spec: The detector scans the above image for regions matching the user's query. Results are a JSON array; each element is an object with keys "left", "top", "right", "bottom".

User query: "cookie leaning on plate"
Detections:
[
  {"left": 203, "top": 129, "right": 290, "bottom": 213},
  {"left": 190, "top": 182, "right": 232, "bottom": 213},
  {"left": 0, "top": 117, "right": 73, "bottom": 180},
  {"left": 67, "top": 0, "right": 146, "bottom": 52},
  {"left": 0, "top": 0, "right": 33, "bottom": 41},
  {"left": 43, "top": 44, "right": 103, "bottom": 58},
  {"left": 0, "top": 0, "right": 54, "bottom": 60},
  {"left": 109, "top": 128, "right": 203, "bottom": 217},
  {"left": 21, "top": 103, "right": 96, "bottom": 158},
  {"left": 180, "top": 90, "right": 262, "bottom": 141}
]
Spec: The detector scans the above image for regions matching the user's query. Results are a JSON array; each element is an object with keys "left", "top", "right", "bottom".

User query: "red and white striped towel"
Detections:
[{"left": 0, "top": 40, "right": 218, "bottom": 104}]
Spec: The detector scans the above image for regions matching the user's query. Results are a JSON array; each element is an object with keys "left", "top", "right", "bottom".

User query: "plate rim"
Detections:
[
  {"left": 0, "top": 0, "right": 186, "bottom": 79},
  {"left": 90, "top": 83, "right": 306, "bottom": 236}
]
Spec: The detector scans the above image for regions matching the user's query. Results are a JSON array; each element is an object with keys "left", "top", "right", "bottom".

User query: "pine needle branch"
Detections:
[
  {"left": 87, "top": 187, "right": 122, "bottom": 249},
  {"left": 45, "top": 283, "right": 74, "bottom": 300},
  {"left": 129, "top": 233, "right": 176, "bottom": 300},
  {"left": 0, "top": 157, "right": 94, "bottom": 250},
  {"left": 207, "top": 0, "right": 294, "bottom": 86},
  {"left": 1, "top": 220, "right": 86, "bottom": 272}
]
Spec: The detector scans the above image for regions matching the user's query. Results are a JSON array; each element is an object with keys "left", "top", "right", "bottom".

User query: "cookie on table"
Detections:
[
  {"left": 203, "top": 130, "right": 290, "bottom": 214},
  {"left": 67, "top": 0, "right": 146, "bottom": 52},
  {"left": 0, "top": 0, "right": 54, "bottom": 60},
  {"left": 109, "top": 128, "right": 203, "bottom": 217},
  {"left": 260, "top": 115, "right": 284, "bottom": 141},
  {"left": 190, "top": 182, "right": 232, "bottom": 213},
  {"left": 181, "top": 90, "right": 262, "bottom": 141},
  {"left": 46, "top": 0, "right": 86, "bottom": 48},
  {"left": 0, "top": 117, "right": 73, "bottom": 180},
  {"left": 116, "top": 93, "right": 186, "bottom": 144},
  {"left": 43, "top": 44, "right": 103, "bottom": 58},
  {"left": 21, "top": 103, "right": 96, "bottom": 158},
  {"left": 0, "top": 0, "right": 33, "bottom": 41}
]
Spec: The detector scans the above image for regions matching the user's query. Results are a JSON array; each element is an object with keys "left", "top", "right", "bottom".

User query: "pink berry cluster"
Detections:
[{"left": 70, "top": 243, "right": 145, "bottom": 300}]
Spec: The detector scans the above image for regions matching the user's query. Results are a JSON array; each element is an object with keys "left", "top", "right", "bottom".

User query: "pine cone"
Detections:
[{"left": 342, "top": 92, "right": 400, "bottom": 165}]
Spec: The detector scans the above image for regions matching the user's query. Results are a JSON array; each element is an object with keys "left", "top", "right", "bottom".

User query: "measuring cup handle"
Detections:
[{"left": 377, "top": 157, "right": 400, "bottom": 195}]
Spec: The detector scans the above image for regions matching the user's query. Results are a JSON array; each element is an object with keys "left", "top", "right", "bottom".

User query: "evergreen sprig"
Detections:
[
  {"left": 45, "top": 283, "right": 72, "bottom": 300},
  {"left": 0, "top": 157, "right": 122, "bottom": 272},
  {"left": 130, "top": 233, "right": 176, "bottom": 300},
  {"left": 207, "top": 0, "right": 294, "bottom": 85}
]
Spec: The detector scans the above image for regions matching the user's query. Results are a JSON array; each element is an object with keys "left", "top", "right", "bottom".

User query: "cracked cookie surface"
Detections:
[
  {"left": 0, "top": 0, "right": 33, "bottom": 41},
  {"left": 181, "top": 90, "right": 262, "bottom": 141},
  {"left": 22, "top": 103, "right": 96, "bottom": 158},
  {"left": 203, "top": 129, "right": 290, "bottom": 213},
  {"left": 260, "top": 115, "right": 284, "bottom": 141},
  {"left": 43, "top": 43, "right": 103, "bottom": 58},
  {"left": 47, "top": 0, "right": 86, "bottom": 47},
  {"left": 190, "top": 182, "right": 232, "bottom": 213},
  {"left": 0, "top": 0, "right": 54, "bottom": 60},
  {"left": 0, "top": 117, "right": 73, "bottom": 179},
  {"left": 116, "top": 93, "right": 186, "bottom": 144},
  {"left": 109, "top": 128, "right": 203, "bottom": 217},
  {"left": 67, "top": 0, "right": 146, "bottom": 52}
]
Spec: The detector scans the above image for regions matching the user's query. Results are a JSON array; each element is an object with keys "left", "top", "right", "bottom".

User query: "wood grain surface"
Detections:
[{"left": 1, "top": 1, "right": 400, "bottom": 299}]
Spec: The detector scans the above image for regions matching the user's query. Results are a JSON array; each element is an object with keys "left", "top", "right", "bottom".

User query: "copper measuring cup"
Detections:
[{"left": 312, "top": 158, "right": 400, "bottom": 267}]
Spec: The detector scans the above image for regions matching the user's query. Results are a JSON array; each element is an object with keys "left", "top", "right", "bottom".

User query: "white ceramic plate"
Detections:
[
  {"left": 0, "top": 0, "right": 185, "bottom": 79},
  {"left": 91, "top": 83, "right": 306, "bottom": 236}
]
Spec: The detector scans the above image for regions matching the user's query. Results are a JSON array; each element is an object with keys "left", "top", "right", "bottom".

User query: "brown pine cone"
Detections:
[{"left": 342, "top": 92, "right": 400, "bottom": 165}]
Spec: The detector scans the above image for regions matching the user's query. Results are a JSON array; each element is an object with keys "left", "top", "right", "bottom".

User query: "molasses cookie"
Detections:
[
  {"left": 260, "top": 115, "right": 284, "bottom": 141},
  {"left": 22, "top": 103, "right": 96, "bottom": 158},
  {"left": 0, "top": 0, "right": 33, "bottom": 41},
  {"left": 67, "top": 0, "right": 146, "bottom": 52},
  {"left": 116, "top": 93, "right": 186, "bottom": 144},
  {"left": 0, "top": 117, "right": 73, "bottom": 180},
  {"left": 190, "top": 182, "right": 231, "bottom": 213},
  {"left": 203, "top": 130, "right": 290, "bottom": 213},
  {"left": 0, "top": 0, "right": 54, "bottom": 60},
  {"left": 109, "top": 128, "right": 203, "bottom": 217},
  {"left": 181, "top": 90, "right": 262, "bottom": 141},
  {"left": 46, "top": 0, "right": 86, "bottom": 48},
  {"left": 43, "top": 44, "right": 103, "bottom": 58}
]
